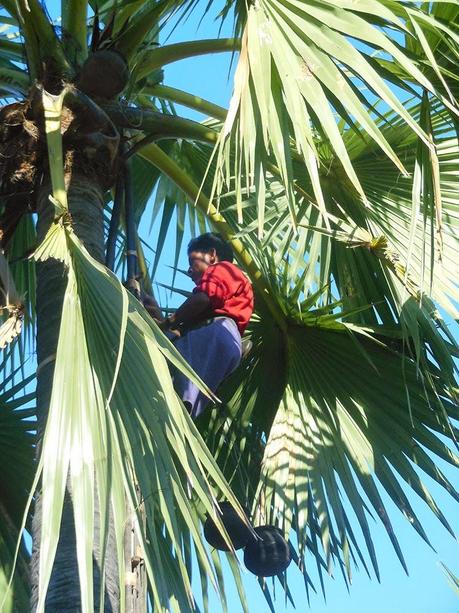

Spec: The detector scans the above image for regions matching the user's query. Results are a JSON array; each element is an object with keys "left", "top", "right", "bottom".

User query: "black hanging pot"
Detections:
[
  {"left": 244, "top": 525, "right": 291, "bottom": 576},
  {"left": 204, "top": 502, "right": 252, "bottom": 551}
]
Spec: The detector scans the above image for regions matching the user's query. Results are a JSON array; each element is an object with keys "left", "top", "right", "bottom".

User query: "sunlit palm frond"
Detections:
[
  {"left": 383, "top": 3, "right": 459, "bottom": 118},
  {"left": 26, "top": 216, "right": 252, "bottom": 612},
  {"left": 209, "top": 0, "right": 459, "bottom": 235},
  {"left": 217, "top": 99, "right": 459, "bottom": 390},
  {"left": 201, "top": 304, "right": 458, "bottom": 586},
  {"left": 440, "top": 562, "right": 459, "bottom": 595}
]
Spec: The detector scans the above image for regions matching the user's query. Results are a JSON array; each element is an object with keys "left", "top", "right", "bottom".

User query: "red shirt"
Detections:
[{"left": 194, "top": 261, "right": 254, "bottom": 334}]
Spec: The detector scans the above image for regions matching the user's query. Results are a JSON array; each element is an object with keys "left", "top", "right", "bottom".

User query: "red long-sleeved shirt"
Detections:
[{"left": 193, "top": 261, "right": 254, "bottom": 334}]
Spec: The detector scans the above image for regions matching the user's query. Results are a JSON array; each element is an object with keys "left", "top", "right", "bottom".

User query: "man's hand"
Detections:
[{"left": 153, "top": 316, "right": 180, "bottom": 338}]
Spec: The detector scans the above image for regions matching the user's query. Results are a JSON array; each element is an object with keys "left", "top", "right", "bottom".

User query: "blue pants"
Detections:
[{"left": 171, "top": 317, "right": 242, "bottom": 418}]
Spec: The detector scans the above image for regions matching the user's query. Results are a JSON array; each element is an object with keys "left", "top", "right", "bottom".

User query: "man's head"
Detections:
[{"left": 187, "top": 232, "right": 234, "bottom": 284}]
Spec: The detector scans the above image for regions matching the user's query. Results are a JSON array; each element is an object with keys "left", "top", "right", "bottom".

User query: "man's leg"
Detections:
[{"left": 172, "top": 318, "right": 242, "bottom": 418}]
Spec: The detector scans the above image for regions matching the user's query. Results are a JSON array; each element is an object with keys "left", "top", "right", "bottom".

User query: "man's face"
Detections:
[{"left": 187, "top": 249, "right": 216, "bottom": 284}]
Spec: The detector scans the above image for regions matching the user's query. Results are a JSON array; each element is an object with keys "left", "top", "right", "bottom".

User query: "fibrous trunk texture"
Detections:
[{"left": 30, "top": 176, "right": 119, "bottom": 612}]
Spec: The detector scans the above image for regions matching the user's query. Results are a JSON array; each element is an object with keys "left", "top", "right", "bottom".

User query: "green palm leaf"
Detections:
[
  {"left": 210, "top": 0, "right": 458, "bottom": 234},
  {"left": 28, "top": 217, "right": 251, "bottom": 612},
  {"left": 440, "top": 562, "right": 459, "bottom": 595},
  {"left": 0, "top": 358, "right": 35, "bottom": 613},
  {"left": 205, "top": 311, "right": 458, "bottom": 583}
]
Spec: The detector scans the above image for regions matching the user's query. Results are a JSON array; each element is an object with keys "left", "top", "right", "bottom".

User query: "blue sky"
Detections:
[{"left": 40, "top": 2, "right": 459, "bottom": 611}]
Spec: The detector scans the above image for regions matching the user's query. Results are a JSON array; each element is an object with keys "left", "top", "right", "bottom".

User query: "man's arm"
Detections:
[
  {"left": 166, "top": 291, "right": 211, "bottom": 329},
  {"left": 143, "top": 291, "right": 211, "bottom": 330}
]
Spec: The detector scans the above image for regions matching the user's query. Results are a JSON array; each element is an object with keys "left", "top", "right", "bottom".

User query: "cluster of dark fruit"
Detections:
[{"left": 204, "top": 502, "right": 291, "bottom": 577}]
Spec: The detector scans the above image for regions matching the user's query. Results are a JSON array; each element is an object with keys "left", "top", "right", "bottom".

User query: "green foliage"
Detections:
[
  {"left": 30, "top": 215, "right": 250, "bottom": 612},
  {"left": 0, "top": 358, "right": 34, "bottom": 612}
]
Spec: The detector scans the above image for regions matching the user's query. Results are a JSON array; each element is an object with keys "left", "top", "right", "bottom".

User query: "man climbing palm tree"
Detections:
[
  {"left": 144, "top": 232, "right": 254, "bottom": 417},
  {"left": 0, "top": 1, "right": 457, "bottom": 610}
]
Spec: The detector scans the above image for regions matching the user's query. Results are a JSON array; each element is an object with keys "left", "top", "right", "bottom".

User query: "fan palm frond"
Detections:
[{"left": 0, "top": 355, "right": 35, "bottom": 612}]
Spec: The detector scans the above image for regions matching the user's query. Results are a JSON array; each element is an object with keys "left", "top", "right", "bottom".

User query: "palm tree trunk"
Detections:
[
  {"left": 124, "top": 496, "right": 147, "bottom": 613},
  {"left": 30, "top": 176, "right": 120, "bottom": 612}
]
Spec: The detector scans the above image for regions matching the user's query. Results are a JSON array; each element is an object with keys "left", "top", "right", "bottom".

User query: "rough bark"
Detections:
[
  {"left": 30, "top": 176, "right": 120, "bottom": 612},
  {"left": 124, "top": 495, "right": 147, "bottom": 613}
]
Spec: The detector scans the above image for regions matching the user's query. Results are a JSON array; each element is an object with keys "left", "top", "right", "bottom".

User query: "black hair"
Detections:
[{"left": 187, "top": 232, "right": 234, "bottom": 263}]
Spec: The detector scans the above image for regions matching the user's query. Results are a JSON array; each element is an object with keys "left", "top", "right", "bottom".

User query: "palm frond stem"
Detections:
[
  {"left": 125, "top": 133, "right": 164, "bottom": 159},
  {"left": 61, "top": 0, "right": 88, "bottom": 64},
  {"left": 135, "top": 237, "right": 153, "bottom": 296},
  {"left": 13, "top": 9, "right": 39, "bottom": 81},
  {"left": 133, "top": 38, "right": 240, "bottom": 82},
  {"left": 0, "top": 39, "right": 25, "bottom": 59},
  {"left": 142, "top": 84, "right": 227, "bottom": 121},
  {"left": 103, "top": 103, "right": 219, "bottom": 145},
  {"left": 0, "top": 64, "right": 30, "bottom": 89}
]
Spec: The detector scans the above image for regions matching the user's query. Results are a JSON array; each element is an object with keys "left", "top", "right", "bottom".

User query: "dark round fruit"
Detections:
[
  {"left": 204, "top": 502, "right": 252, "bottom": 551},
  {"left": 243, "top": 525, "right": 291, "bottom": 577},
  {"left": 77, "top": 50, "right": 129, "bottom": 100}
]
